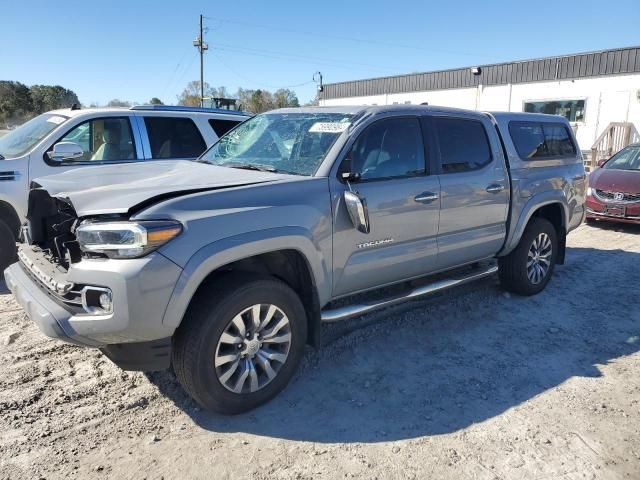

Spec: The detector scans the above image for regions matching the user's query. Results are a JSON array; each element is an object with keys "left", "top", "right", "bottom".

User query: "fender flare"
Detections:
[
  {"left": 161, "top": 226, "right": 330, "bottom": 330},
  {"left": 500, "top": 191, "right": 569, "bottom": 256}
]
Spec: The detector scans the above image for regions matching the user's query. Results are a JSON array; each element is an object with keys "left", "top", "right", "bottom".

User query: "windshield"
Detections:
[
  {"left": 0, "top": 113, "right": 69, "bottom": 159},
  {"left": 199, "top": 112, "right": 353, "bottom": 175},
  {"left": 604, "top": 146, "right": 640, "bottom": 171}
]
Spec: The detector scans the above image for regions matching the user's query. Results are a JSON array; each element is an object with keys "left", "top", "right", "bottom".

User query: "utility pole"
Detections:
[
  {"left": 314, "top": 71, "right": 324, "bottom": 93},
  {"left": 192, "top": 14, "right": 208, "bottom": 107}
]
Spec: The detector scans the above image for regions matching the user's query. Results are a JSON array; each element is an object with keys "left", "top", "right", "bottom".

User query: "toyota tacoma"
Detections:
[{"left": 4, "top": 105, "right": 586, "bottom": 413}]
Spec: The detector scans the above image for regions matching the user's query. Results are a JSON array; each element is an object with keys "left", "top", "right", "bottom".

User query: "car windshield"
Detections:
[
  {"left": 0, "top": 113, "right": 69, "bottom": 159},
  {"left": 199, "top": 112, "right": 353, "bottom": 175},
  {"left": 604, "top": 146, "right": 640, "bottom": 171}
]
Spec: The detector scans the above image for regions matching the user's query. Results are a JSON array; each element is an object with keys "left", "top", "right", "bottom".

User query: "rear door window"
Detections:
[
  {"left": 208, "top": 118, "right": 243, "bottom": 138},
  {"left": 542, "top": 123, "right": 576, "bottom": 156},
  {"left": 509, "top": 121, "right": 576, "bottom": 160},
  {"left": 434, "top": 117, "right": 492, "bottom": 173},
  {"left": 143, "top": 117, "right": 207, "bottom": 159}
]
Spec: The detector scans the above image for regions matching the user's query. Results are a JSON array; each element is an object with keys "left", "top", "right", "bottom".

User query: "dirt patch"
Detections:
[{"left": 1, "top": 222, "right": 639, "bottom": 479}]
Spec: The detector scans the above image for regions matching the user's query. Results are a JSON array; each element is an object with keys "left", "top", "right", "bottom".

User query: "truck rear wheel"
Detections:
[
  {"left": 498, "top": 217, "right": 558, "bottom": 296},
  {"left": 0, "top": 220, "right": 17, "bottom": 277},
  {"left": 172, "top": 273, "right": 307, "bottom": 414}
]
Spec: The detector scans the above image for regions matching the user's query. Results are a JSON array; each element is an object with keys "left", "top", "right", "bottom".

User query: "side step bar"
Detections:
[{"left": 320, "top": 264, "right": 498, "bottom": 322}]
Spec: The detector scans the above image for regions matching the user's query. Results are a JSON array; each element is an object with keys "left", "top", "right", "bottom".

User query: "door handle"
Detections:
[
  {"left": 414, "top": 192, "right": 439, "bottom": 204},
  {"left": 486, "top": 184, "right": 505, "bottom": 194}
]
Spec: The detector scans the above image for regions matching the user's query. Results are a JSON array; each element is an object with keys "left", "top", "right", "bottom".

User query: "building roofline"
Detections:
[{"left": 321, "top": 45, "right": 640, "bottom": 100}]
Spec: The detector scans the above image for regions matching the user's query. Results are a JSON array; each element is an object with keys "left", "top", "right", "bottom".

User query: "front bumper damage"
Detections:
[{"left": 4, "top": 246, "right": 182, "bottom": 371}]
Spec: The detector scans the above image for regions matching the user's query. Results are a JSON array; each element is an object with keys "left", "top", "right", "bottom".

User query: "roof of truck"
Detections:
[
  {"left": 488, "top": 111, "right": 570, "bottom": 123},
  {"left": 271, "top": 104, "right": 484, "bottom": 116},
  {"left": 271, "top": 105, "right": 569, "bottom": 124}
]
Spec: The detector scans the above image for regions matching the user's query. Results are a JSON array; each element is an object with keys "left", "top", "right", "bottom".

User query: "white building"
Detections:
[{"left": 319, "top": 46, "right": 640, "bottom": 158}]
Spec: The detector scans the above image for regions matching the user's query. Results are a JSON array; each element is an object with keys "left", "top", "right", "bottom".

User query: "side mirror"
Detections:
[
  {"left": 47, "top": 142, "right": 84, "bottom": 162},
  {"left": 344, "top": 190, "right": 370, "bottom": 234},
  {"left": 597, "top": 158, "right": 608, "bottom": 168}
]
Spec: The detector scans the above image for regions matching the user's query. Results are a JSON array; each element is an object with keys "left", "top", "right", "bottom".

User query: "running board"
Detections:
[{"left": 320, "top": 265, "right": 498, "bottom": 322}]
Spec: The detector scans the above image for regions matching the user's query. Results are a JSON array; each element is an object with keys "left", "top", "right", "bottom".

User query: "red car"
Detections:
[{"left": 586, "top": 143, "right": 640, "bottom": 225}]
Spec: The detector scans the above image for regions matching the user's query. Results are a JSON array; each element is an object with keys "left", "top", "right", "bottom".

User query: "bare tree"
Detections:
[{"left": 178, "top": 81, "right": 211, "bottom": 106}]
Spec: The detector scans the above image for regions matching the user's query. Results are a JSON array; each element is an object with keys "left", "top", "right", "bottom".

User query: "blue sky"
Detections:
[{"left": 2, "top": 0, "right": 639, "bottom": 106}]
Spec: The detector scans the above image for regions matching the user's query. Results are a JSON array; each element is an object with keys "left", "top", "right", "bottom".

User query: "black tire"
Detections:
[
  {"left": 0, "top": 220, "right": 17, "bottom": 277},
  {"left": 498, "top": 217, "right": 558, "bottom": 296},
  {"left": 172, "top": 273, "right": 307, "bottom": 414}
]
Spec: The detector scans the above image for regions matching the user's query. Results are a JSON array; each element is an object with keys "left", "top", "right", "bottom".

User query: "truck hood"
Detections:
[{"left": 33, "top": 160, "right": 296, "bottom": 217}]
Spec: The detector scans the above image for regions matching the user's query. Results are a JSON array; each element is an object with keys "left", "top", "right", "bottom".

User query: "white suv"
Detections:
[{"left": 0, "top": 105, "right": 251, "bottom": 270}]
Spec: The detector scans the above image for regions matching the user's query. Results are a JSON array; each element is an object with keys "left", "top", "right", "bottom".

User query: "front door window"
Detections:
[{"left": 53, "top": 117, "right": 136, "bottom": 162}]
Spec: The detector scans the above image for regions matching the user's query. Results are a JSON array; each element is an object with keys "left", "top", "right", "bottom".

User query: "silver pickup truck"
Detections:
[{"left": 4, "top": 105, "right": 586, "bottom": 414}]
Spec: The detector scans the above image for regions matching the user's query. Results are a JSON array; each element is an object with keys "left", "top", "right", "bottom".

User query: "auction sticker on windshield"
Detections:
[{"left": 309, "top": 122, "right": 350, "bottom": 133}]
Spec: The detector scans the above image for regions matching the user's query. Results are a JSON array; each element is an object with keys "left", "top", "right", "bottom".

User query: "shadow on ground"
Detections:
[
  {"left": 587, "top": 218, "right": 640, "bottom": 233},
  {"left": 148, "top": 241, "right": 640, "bottom": 443}
]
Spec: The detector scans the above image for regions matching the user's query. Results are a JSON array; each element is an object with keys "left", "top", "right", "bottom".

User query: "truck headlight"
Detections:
[{"left": 76, "top": 221, "right": 182, "bottom": 259}]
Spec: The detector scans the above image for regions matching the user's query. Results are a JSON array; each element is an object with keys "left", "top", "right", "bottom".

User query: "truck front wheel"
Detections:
[
  {"left": 0, "top": 220, "right": 17, "bottom": 276},
  {"left": 498, "top": 217, "right": 558, "bottom": 296},
  {"left": 172, "top": 273, "right": 307, "bottom": 414}
]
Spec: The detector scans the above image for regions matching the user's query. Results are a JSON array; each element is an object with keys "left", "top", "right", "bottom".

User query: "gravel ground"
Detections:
[{"left": 1, "top": 221, "right": 639, "bottom": 480}]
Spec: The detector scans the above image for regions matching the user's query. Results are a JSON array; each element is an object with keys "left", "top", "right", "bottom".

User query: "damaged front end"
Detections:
[
  {"left": 6, "top": 184, "right": 184, "bottom": 369},
  {"left": 16, "top": 186, "right": 117, "bottom": 315},
  {"left": 22, "top": 185, "right": 84, "bottom": 269}
]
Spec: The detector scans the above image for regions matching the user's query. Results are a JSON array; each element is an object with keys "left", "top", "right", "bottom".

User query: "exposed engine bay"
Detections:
[{"left": 22, "top": 186, "right": 83, "bottom": 269}]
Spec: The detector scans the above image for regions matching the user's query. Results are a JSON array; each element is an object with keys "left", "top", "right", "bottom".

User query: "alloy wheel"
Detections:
[
  {"left": 526, "top": 232, "right": 552, "bottom": 285},
  {"left": 214, "top": 304, "right": 292, "bottom": 394}
]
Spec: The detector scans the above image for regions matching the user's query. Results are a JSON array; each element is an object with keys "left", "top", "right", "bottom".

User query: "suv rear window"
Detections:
[
  {"left": 509, "top": 121, "right": 576, "bottom": 160},
  {"left": 144, "top": 117, "right": 206, "bottom": 159},
  {"left": 209, "top": 119, "right": 242, "bottom": 138}
]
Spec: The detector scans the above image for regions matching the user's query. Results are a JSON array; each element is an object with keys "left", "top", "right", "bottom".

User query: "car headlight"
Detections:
[
  {"left": 76, "top": 221, "right": 182, "bottom": 259},
  {"left": 587, "top": 186, "right": 594, "bottom": 196}
]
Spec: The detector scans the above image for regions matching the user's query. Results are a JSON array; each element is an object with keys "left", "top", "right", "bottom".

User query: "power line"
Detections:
[
  {"left": 210, "top": 42, "right": 405, "bottom": 72},
  {"left": 160, "top": 46, "right": 192, "bottom": 99},
  {"left": 171, "top": 52, "right": 199, "bottom": 98},
  {"left": 204, "top": 15, "right": 505, "bottom": 61},
  {"left": 211, "top": 52, "right": 315, "bottom": 90},
  {"left": 210, "top": 44, "right": 399, "bottom": 74}
]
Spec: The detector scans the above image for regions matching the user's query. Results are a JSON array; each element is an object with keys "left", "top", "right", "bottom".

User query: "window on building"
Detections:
[
  {"left": 523, "top": 99, "right": 585, "bottom": 123},
  {"left": 144, "top": 117, "right": 206, "bottom": 159},
  {"left": 208, "top": 118, "right": 243, "bottom": 138},
  {"left": 434, "top": 118, "right": 492, "bottom": 173},
  {"left": 509, "top": 121, "right": 576, "bottom": 160}
]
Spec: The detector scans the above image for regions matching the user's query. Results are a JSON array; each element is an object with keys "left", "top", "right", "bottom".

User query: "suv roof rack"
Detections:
[{"left": 130, "top": 105, "right": 251, "bottom": 116}]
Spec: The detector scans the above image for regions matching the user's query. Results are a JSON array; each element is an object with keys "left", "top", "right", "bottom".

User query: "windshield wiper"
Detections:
[
  {"left": 226, "top": 162, "right": 279, "bottom": 173},
  {"left": 199, "top": 160, "right": 302, "bottom": 175}
]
